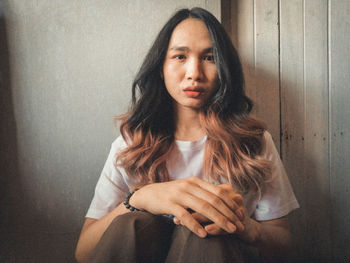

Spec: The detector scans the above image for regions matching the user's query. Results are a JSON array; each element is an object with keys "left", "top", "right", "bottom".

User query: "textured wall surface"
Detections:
[
  {"left": 0, "top": 1, "right": 220, "bottom": 262},
  {"left": 224, "top": 0, "right": 350, "bottom": 262}
]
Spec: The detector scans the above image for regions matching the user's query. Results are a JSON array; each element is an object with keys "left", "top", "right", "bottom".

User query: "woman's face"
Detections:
[{"left": 163, "top": 18, "right": 219, "bottom": 111}]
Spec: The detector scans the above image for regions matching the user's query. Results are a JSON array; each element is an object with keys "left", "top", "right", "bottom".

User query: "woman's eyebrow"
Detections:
[
  {"left": 169, "top": 46, "right": 190, "bottom": 52},
  {"left": 202, "top": 47, "right": 213, "bottom": 53},
  {"left": 169, "top": 46, "right": 213, "bottom": 53}
]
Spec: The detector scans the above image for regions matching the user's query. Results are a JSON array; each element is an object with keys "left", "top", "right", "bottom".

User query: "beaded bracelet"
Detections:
[{"left": 123, "top": 191, "right": 141, "bottom": 212}]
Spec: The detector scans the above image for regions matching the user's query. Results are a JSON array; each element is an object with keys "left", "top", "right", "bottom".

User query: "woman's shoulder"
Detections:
[
  {"left": 261, "top": 130, "right": 279, "bottom": 158},
  {"left": 110, "top": 135, "right": 128, "bottom": 153},
  {"left": 261, "top": 129, "right": 279, "bottom": 145},
  {"left": 262, "top": 130, "right": 273, "bottom": 143}
]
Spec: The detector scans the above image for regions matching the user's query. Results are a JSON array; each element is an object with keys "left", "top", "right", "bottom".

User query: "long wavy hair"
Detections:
[{"left": 115, "top": 7, "right": 271, "bottom": 195}]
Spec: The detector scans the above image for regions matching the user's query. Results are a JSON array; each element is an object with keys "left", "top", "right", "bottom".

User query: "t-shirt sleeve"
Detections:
[
  {"left": 253, "top": 131, "right": 300, "bottom": 221},
  {"left": 85, "top": 136, "right": 130, "bottom": 219}
]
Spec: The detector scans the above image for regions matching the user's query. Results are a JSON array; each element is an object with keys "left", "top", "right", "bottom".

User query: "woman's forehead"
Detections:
[{"left": 168, "top": 18, "right": 213, "bottom": 49}]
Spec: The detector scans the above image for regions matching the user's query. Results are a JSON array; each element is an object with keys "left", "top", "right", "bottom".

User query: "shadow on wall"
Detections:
[
  {"left": 0, "top": 11, "right": 78, "bottom": 263},
  {"left": 0, "top": 9, "right": 22, "bottom": 260},
  {"left": 0, "top": 5, "right": 19, "bottom": 231}
]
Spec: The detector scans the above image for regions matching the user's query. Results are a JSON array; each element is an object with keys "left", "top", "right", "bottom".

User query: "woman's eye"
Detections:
[
  {"left": 204, "top": 55, "right": 214, "bottom": 61},
  {"left": 175, "top": 55, "right": 186, "bottom": 60}
]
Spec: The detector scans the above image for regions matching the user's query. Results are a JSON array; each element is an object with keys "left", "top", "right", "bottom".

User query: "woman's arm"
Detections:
[
  {"left": 76, "top": 177, "right": 244, "bottom": 262},
  {"left": 75, "top": 203, "right": 130, "bottom": 263},
  {"left": 249, "top": 217, "right": 291, "bottom": 262},
  {"left": 174, "top": 184, "right": 292, "bottom": 262},
  {"left": 129, "top": 177, "right": 245, "bottom": 237},
  {"left": 183, "top": 211, "right": 291, "bottom": 263}
]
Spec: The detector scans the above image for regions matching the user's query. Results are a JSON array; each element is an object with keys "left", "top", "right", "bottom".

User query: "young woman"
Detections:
[{"left": 75, "top": 7, "right": 299, "bottom": 263}]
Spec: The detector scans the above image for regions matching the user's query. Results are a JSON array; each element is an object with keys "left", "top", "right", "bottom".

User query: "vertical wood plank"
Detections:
[
  {"left": 279, "top": 0, "right": 307, "bottom": 261},
  {"left": 281, "top": 0, "right": 332, "bottom": 261},
  {"left": 330, "top": 0, "right": 350, "bottom": 261},
  {"left": 228, "top": 0, "right": 350, "bottom": 261},
  {"left": 303, "top": 0, "right": 331, "bottom": 261},
  {"left": 254, "top": 0, "right": 280, "bottom": 148},
  {"left": 231, "top": 0, "right": 256, "bottom": 111},
  {"left": 231, "top": 0, "right": 280, "bottom": 149}
]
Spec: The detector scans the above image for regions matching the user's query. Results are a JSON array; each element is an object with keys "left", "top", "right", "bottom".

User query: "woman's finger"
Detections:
[
  {"left": 179, "top": 180, "right": 244, "bottom": 232},
  {"left": 204, "top": 223, "right": 228, "bottom": 236},
  {"left": 173, "top": 217, "right": 181, "bottom": 225},
  {"left": 174, "top": 212, "right": 211, "bottom": 226},
  {"left": 178, "top": 191, "right": 240, "bottom": 233},
  {"left": 172, "top": 205, "right": 207, "bottom": 238},
  {"left": 191, "top": 212, "right": 210, "bottom": 223},
  {"left": 218, "top": 184, "right": 245, "bottom": 220},
  {"left": 185, "top": 178, "right": 244, "bottom": 220},
  {"left": 133, "top": 178, "right": 244, "bottom": 234}
]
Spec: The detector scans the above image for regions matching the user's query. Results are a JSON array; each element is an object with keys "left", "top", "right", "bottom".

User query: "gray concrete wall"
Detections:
[{"left": 0, "top": 1, "right": 220, "bottom": 262}]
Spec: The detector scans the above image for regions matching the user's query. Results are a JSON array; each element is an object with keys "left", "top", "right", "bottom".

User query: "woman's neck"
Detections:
[{"left": 173, "top": 106, "right": 206, "bottom": 141}]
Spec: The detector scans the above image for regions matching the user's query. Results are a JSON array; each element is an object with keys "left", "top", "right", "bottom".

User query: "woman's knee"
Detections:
[
  {"left": 111, "top": 211, "right": 158, "bottom": 230},
  {"left": 106, "top": 212, "right": 174, "bottom": 263},
  {"left": 87, "top": 212, "right": 174, "bottom": 263},
  {"left": 110, "top": 211, "right": 174, "bottom": 237},
  {"left": 166, "top": 226, "right": 263, "bottom": 263}
]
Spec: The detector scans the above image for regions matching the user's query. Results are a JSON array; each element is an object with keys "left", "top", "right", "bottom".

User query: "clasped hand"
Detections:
[{"left": 130, "top": 177, "right": 257, "bottom": 240}]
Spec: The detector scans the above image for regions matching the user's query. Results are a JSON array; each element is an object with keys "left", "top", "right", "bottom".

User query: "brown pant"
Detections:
[{"left": 85, "top": 212, "right": 264, "bottom": 263}]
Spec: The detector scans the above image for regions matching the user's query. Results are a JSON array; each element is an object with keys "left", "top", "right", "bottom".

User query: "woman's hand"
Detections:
[
  {"left": 173, "top": 184, "right": 261, "bottom": 244},
  {"left": 129, "top": 177, "right": 244, "bottom": 238}
]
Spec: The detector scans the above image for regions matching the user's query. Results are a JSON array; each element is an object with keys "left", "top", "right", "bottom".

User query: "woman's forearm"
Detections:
[
  {"left": 251, "top": 219, "right": 291, "bottom": 263},
  {"left": 75, "top": 203, "right": 130, "bottom": 263}
]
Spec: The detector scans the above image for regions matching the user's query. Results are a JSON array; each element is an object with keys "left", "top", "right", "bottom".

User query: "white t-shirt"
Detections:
[{"left": 86, "top": 131, "right": 299, "bottom": 221}]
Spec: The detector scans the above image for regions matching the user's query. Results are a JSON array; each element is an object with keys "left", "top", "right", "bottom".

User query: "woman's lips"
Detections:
[
  {"left": 183, "top": 86, "right": 203, "bottom": 98},
  {"left": 184, "top": 90, "right": 201, "bottom": 98}
]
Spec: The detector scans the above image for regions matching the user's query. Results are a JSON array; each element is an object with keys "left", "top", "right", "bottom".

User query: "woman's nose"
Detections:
[{"left": 185, "top": 58, "right": 203, "bottom": 81}]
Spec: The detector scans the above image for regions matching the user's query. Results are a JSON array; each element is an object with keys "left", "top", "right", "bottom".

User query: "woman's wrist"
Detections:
[
  {"left": 250, "top": 219, "right": 263, "bottom": 246},
  {"left": 124, "top": 191, "right": 142, "bottom": 211},
  {"left": 128, "top": 188, "right": 144, "bottom": 211},
  {"left": 240, "top": 218, "right": 262, "bottom": 246}
]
